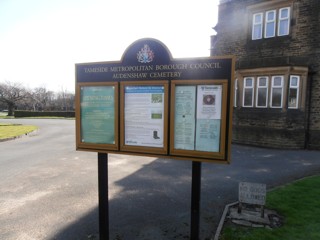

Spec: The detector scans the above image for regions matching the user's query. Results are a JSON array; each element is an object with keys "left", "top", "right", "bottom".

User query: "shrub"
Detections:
[{"left": 14, "top": 111, "right": 75, "bottom": 118}]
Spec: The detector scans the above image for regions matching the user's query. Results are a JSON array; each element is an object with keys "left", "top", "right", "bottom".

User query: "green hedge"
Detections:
[{"left": 14, "top": 111, "right": 75, "bottom": 118}]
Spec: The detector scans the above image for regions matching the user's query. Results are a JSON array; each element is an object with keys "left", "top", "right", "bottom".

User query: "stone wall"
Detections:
[
  {"left": 232, "top": 108, "right": 307, "bottom": 149},
  {"left": 211, "top": 0, "right": 320, "bottom": 149}
]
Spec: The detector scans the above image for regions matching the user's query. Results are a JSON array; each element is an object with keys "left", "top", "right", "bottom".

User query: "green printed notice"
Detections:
[{"left": 81, "top": 86, "right": 115, "bottom": 144}]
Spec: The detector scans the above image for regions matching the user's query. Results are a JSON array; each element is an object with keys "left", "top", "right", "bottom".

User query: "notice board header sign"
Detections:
[
  {"left": 76, "top": 39, "right": 232, "bottom": 82},
  {"left": 76, "top": 38, "right": 235, "bottom": 163}
]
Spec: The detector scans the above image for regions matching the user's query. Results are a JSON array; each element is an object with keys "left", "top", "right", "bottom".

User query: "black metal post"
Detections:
[
  {"left": 98, "top": 153, "right": 109, "bottom": 240},
  {"left": 191, "top": 161, "right": 202, "bottom": 240}
]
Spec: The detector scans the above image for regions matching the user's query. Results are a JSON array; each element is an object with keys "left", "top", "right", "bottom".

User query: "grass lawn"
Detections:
[
  {"left": 0, "top": 123, "right": 38, "bottom": 140},
  {"left": 0, "top": 112, "right": 13, "bottom": 119},
  {"left": 220, "top": 175, "right": 320, "bottom": 240}
]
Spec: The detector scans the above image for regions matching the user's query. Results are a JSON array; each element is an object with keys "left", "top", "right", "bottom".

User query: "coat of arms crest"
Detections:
[{"left": 137, "top": 44, "right": 154, "bottom": 63}]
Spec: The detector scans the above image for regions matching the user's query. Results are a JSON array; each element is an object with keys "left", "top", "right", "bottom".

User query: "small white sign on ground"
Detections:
[{"left": 239, "top": 182, "right": 266, "bottom": 205}]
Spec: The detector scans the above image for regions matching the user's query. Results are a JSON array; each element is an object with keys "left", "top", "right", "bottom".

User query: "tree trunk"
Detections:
[{"left": 7, "top": 102, "right": 15, "bottom": 116}]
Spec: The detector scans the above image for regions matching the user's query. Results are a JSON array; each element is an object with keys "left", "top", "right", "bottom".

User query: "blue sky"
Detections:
[{"left": 0, "top": 0, "right": 218, "bottom": 92}]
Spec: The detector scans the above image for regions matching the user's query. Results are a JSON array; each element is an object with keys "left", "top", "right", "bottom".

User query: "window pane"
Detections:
[
  {"left": 259, "top": 77, "right": 267, "bottom": 86},
  {"left": 234, "top": 79, "right": 238, "bottom": 107},
  {"left": 245, "top": 78, "right": 253, "bottom": 87},
  {"left": 244, "top": 89, "right": 253, "bottom": 106},
  {"left": 252, "top": 13, "right": 263, "bottom": 40},
  {"left": 257, "top": 88, "right": 267, "bottom": 107},
  {"left": 279, "top": 19, "right": 289, "bottom": 35},
  {"left": 272, "top": 88, "right": 282, "bottom": 107},
  {"left": 266, "top": 22, "right": 275, "bottom": 37},
  {"left": 290, "top": 77, "right": 298, "bottom": 86},
  {"left": 288, "top": 89, "right": 298, "bottom": 108},
  {"left": 280, "top": 8, "right": 289, "bottom": 18},
  {"left": 265, "top": 10, "right": 276, "bottom": 38},
  {"left": 267, "top": 11, "right": 275, "bottom": 21},
  {"left": 253, "top": 25, "right": 262, "bottom": 39},
  {"left": 273, "top": 77, "right": 282, "bottom": 86},
  {"left": 257, "top": 77, "right": 268, "bottom": 107},
  {"left": 254, "top": 14, "right": 262, "bottom": 23},
  {"left": 289, "top": 76, "right": 299, "bottom": 109},
  {"left": 278, "top": 8, "right": 290, "bottom": 36}
]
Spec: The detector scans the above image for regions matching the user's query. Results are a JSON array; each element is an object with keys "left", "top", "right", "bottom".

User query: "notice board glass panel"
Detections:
[
  {"left": 76, "top": 82, "right": 118, "bottom": 151},
  {"left": 174, "top": 85, "right": 197, "bottom": 150},
  {"left": 170, "top": 80, "right": 228, "bottom": 160},
  {"left": 195, "top": 85, "right": 222, "bottom": 152},
  {"left": 120, "top": 81, "right": 168, "bottom": 155}
]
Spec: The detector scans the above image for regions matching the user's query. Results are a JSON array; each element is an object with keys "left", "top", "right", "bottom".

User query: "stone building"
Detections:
[{"left": 211, "top": 0, "right": 320, "bottom": 149}]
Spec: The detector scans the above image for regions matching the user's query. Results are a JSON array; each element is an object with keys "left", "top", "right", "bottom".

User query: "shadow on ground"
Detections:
[{"left": 52, "top": 145, "right": 320, "bottom": 240}]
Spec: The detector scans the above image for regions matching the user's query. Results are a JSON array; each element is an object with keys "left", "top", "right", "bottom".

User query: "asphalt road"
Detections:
[{"left": 0, "top": 118, "right": 319, "bottom": 240}]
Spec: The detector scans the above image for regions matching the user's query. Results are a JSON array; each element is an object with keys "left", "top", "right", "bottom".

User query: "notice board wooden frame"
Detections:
[
  {"left": 76, "top": 82, "right": 119, "bottom": 151},
  {"left": 75, "top": 38, "right": 235, "bottom": 163},
  {"left": 169, "top": 80, "right": 228, "bottom": 161},
  {"left": 120, "top": 81, "right": 169, "bottom": 155}
]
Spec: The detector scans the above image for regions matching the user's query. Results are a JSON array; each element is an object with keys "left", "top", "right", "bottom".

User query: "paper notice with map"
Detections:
[{"left": 124, "top": 86, "right": 164, "bottom": 148}]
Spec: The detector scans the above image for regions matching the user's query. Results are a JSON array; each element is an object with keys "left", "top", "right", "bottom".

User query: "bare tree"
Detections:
[
  {"left": 29, "top": 86, "right": 51, "bottom": 111},
  {"left": 56, "top": 88, "right": 75, "bottom": 111},
  {"left": 0, "top": 101, "right": 6, "bottom": 111},
  {"left": 0, "top": 81, "right": 28, "bottom": 116},
  {"left": 44, "top": 91, "right": 56, "bottom": 110}
]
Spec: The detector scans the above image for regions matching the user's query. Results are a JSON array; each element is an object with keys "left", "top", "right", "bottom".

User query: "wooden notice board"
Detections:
[{"left": 75, "top": 38, "right": 235, "bottom": 163}]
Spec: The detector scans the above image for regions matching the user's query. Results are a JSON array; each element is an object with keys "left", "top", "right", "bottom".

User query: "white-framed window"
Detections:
[
  {"left": 234, "top": 79, "right": 238, "bottom": 107},
  {"left": 252, "top": 13, "right": 263, "bottom": 40},
  {"left": 288, "top": 75, "right": 300, "bottom": 109},
  {"left": 236, "top": 67, "right": 307, "bottom": 109},
  {"left": 256, "top": 77, "right": 269, "bottom": 107},
  {"left": 251, "top": 7, "right": 290, "bottom": 40},
  {"left": 243, "top": 77, "right": 254, "bottom": 107},
  {"left": 265, "top": 10, "right": 276, "bottom": 38},
  {"left": 278, "top": 7, "right": 290, "bottom": 36},
  {"left": 270, "top": 76, "right": 284, "bottom": 108}
]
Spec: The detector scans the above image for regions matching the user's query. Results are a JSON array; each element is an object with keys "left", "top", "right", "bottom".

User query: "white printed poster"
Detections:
[
  {"left": 196, "top": 85, "right": 222, "bottom": 120},
  {"left": 174, "top": 86, "right": 196, "bottom": 150},
  {"left": 124, "top": 86, "right": 164, "bottom": 148},
  {"left": 195, "top": 85, "right": 222, "bottom": 152}
]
